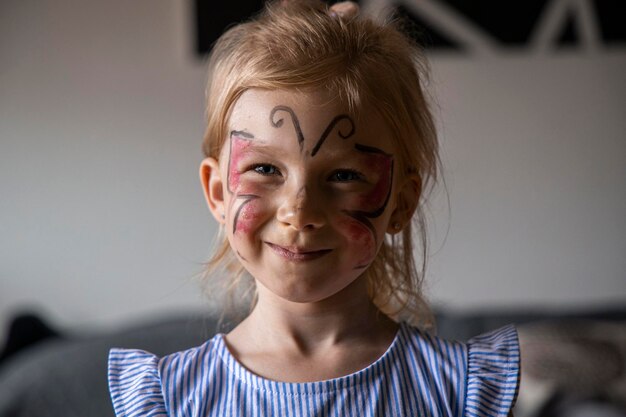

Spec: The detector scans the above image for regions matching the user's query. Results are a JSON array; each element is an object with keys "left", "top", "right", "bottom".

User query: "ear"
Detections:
[
  {"left": 199, "top": 157, "right": 227, "bottom": 225},
  {"left": 387, "top": 173, "right": 421, "bottom": 234}
]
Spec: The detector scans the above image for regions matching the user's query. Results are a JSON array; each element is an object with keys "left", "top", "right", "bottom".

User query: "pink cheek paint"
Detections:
[
  {"left": 228, "top": 135, "right": 253, "bottom": 193},
  {"left": 227, "top": 134, "right": 267, "bottom": 235},
  {"left": 338, "top": 217, "right": 376, "bottom": 268},
  {"left": 230, "top": 181, "right": 266, "bottom": 234},
  {"left": 232, "top": 195, "right": 263, "bottom": 235},
  {"left": 337, "top": 148, "right": 393, "bottom": 267}
]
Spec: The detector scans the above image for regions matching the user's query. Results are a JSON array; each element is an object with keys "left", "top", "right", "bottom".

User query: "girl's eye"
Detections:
[
  {"left": 330, "top": 169, "right": 363, "bottom": 182},
  {"left": 253, "top": 164, "right": 280, "bottom": 176}
]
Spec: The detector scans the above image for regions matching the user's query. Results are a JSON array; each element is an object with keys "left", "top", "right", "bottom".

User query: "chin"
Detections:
[
  {"left": 272, "top": 285, "right": 331, "bottom": 304},
  {"left": 260, "top": 275, "right": 361, "bottom": 305}
]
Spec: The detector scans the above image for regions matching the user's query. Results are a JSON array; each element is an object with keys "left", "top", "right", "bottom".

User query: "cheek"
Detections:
[
  {"left": 232, "top": 196, "right": 264, "bottom": 235},
  {"left": 228, "top": 180, "right": 267, "bottom": 234},
  {"left": 337, "top": 217, "right": 377, "bottom": 267}
]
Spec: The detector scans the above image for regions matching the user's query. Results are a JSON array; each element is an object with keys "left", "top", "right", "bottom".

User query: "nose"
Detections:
[{"left": 276, "top": 183, "right": 326, "bottom": 231}]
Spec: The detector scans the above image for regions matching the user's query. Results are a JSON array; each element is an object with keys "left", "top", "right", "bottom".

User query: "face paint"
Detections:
[
  {"left": 233, "top": 194, "right": 261, "bottom": 234},
  {"left": 227, "top": 132, "right": 254, "bottom": 193},
  {"left": 226, "top": 131, "right": 263, "bottom": 235},
  {"left": 222, "top": 88, "right": 403, "bottom": 305},
  {"left": 337, "top": 217, "right": 377, "bottom": 269},
  {"left": 338, "top": 144, "right": 394, "bottom": 255},
  {"left": 328, "top": 144, "right": 394, "bottom": 269},
  {"left": 270, "top": 105, "right": 305, "bottom": 152},
  {"left": 310, "top": 114, "right": 355, "bottom": 157},
  {"left": 353, "top": 144, "right": 394, "bottom": 215}
]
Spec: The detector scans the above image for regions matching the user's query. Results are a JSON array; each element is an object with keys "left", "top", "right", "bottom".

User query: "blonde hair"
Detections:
[{"left": 201, "top": 0, "right": 438, "bottom": 330}]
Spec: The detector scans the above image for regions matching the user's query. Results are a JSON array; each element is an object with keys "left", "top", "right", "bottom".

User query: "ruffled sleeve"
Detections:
[
  {"left": 108, "top": 348, "right": 168, "bottom": 417},
  {"left": 465, "top": 325, "right": 520, "bottom": 417}
]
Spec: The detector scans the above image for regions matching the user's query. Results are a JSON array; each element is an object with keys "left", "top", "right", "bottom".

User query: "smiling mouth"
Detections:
[{"left": 265, "top": 242, "right": 332, "bottom": 261}]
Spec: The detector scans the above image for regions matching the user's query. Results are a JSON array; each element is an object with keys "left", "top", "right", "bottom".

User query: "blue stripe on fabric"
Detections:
[
  {"left": 213, "top": 348, "right": 226, "bottom": 414},
  {"left": 287, "top": 382, "right": 295, "bottom": 417},
  {"left": 395, "top": 330, "right": 420, "bottom": 414},
  {"left": 224, "top": 352, "right": 234, "bottom": 415},
  {"left": 388, "top": 341, "right": 410, "bottom": 413},
  {"left": 426, "top": 333, "right": 449, "bottom": 416},
  {"left": 202, "top": 342, "right": 214, "bottom": 415},
  {"left": 296, "top": 378, "right": 304, "bottom": 417},
  {"left": 385, "top": 345, "right": 403, "bottom": 414},
  {"left": 184, "top": 349, "right": 193, "bottom": 416},
  {"left": 162, "top": 352, "right": 176, "bottom": 415},
  {"left": 403, "top": 330, "right": 433, "bottom": 417},
  {"left": 448, "top": 336, "right": 464, "bottom": 416},
  {"left": 259, "top": 377, "right": 267, "bottom": 417},
  {"left": 252, "top": 370, "right": 260, "bottom": 416},
  {"left": 416, "top": 331, "right": 445, "bottom": 415}
]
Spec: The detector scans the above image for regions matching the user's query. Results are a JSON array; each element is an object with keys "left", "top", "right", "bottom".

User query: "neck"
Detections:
[{"left": 237, "top": 276, "right": 396, "bottom": 355}]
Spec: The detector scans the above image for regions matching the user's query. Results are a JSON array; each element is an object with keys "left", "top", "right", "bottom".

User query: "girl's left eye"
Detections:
[
  {"left": 329, "top": 169, "right": 364, "bottom": 182},
  {"left": 253, "top": 164, "right": 280, "bottom": 176}
]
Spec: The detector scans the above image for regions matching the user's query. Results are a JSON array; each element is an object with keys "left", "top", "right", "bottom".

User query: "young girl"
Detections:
[{"left": 108, "top": 1, "right": 520, "bottom": 416}]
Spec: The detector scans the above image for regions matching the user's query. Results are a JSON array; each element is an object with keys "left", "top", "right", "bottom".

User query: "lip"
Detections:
[{"left": 265, "top": 242, "right": 332, "bottom": 262}]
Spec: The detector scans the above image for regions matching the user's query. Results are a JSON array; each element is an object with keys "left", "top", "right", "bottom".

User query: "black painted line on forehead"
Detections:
[
  {"left": 310, "top": 115, "right": 355, "bottom": 157},
  {"left": 269, "top": 106, "right": 305, "bottom": 152},
  {"left": 230, "top": 130, "right": 255, "bottom": 139},
  {"left": 354, "top": 143, "right": 392, "bottom": 157}
]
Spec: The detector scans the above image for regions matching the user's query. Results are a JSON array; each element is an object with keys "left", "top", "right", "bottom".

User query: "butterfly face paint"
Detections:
[
  {"left": 220, "top": 88, "right": 398, "bottom": 303},
  {"left": 338, "top": 144, "right": 394, "bottom": 268},
  {"left": 227, "top": 131, "right": 262, "bottom": 235}
]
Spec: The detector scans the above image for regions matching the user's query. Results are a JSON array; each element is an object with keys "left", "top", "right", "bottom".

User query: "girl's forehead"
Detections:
[{"left": 226, "top": 88, "right": 396, "bottom": 154}]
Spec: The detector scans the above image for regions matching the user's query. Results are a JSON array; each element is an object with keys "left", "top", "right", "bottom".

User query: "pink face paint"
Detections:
[
  {"left": 356, "top": 153, "right": 393, "bottom": 213},
  {"left": 233, "top": 194, "right": 262, "bottom": 234},
  {"left": 337, "top": 144, "right": 394, "bottom": 257},
  {"left": 338, "top": 217, "right": 376, "bottom": 268},
  {"left": 227, "top": 132, "right": 264, "bottom": 235},
  {"left": 227, "top": 134, "right": 254, "bottom": 193}
]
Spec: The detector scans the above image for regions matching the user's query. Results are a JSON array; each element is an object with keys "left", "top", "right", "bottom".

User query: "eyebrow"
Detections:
[
  {"left": 229, "top": 133, "right": 282, "bottom": 156},
  {"left": 354, "top": 143, "right": 393, "bottom": 157},
  {"left": 230, "top": 130, "right": 255, "bottom": 139}
]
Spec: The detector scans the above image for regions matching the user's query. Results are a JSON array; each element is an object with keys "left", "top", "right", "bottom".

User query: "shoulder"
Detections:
[
  {"left": 466, "top": 325, "right": 520, "bottom": 417},
  {"left": 108, "top": 348, "right": 167, "bottom": 416},
  {"left": 398, "top": 323, "right": 520, "bottom": 417},
  {"left": 397, "top": 322, "right": 467, "bottom": 370},
  {"left": 108, "top": 337, "right": 223, "bottom": 417}
]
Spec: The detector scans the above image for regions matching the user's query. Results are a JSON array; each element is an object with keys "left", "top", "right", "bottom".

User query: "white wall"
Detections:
[
  {"left": 0, "top": 0, "right": 211, "bottom": 338},
  {"left": 428, "top": 52, "right": 626, "bottom": 310},
  {"left": 1, "top": 0, "right": 625, "bottom": 340}
]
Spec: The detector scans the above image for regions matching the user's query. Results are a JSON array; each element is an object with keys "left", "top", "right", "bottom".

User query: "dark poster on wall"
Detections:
[{"left": 194, "top": 0, "right": 625, "bottom": 55}]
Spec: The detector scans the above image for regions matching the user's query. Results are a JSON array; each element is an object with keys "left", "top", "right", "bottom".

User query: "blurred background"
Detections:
[
  {"left": 2, "top": 0, "right": 624, "bottom": 340},
  {"left": 0, "top": 0, "right": 625, "bottom": 414}
]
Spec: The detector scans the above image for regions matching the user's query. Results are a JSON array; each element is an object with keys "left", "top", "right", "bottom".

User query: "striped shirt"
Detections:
[{"left": 108, "top": 323, "right": 519, "bottom": 417}]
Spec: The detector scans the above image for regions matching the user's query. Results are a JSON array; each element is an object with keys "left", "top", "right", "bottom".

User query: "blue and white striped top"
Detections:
[{"left": 108, "top": 323, "right": 519, "bottom": 417}]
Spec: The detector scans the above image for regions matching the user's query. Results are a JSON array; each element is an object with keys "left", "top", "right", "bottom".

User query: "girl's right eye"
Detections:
[{"left": 253, "top": 164, "right": 280, "bottom": 176}]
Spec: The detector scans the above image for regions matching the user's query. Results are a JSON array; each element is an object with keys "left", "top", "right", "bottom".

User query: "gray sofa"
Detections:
[{"left": 1, "top": 307, "right": 624, "bottom": 417}]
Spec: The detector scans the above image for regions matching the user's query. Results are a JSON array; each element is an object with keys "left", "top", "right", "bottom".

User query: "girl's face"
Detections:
[{"left": 210, "top": 88, "right": 403, "bottom": 304}]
